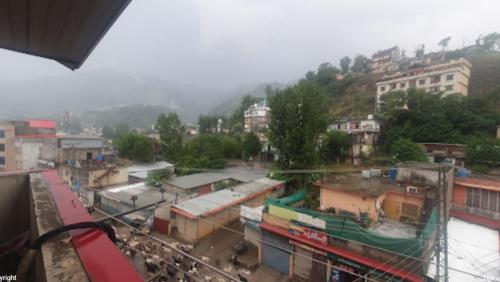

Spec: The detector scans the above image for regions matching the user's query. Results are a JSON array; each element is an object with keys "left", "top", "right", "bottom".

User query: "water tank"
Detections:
[
  {"left": 367, "top": 114, "right": 374, "bottom": 120},
  {"left": 388, "top": 167, "right": 397, "bottom": 180},
  {"left": 362, "top": 170, "right": 371, "bottom": 178},
  {"left": 456, "top": 168, "right": 470, "bottom": 178},
  {"left": 370, "top": 169, "right": 382, "bottom": 177}
]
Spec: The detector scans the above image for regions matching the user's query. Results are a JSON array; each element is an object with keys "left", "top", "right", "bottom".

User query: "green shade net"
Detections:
[{"left": 265, "top": 190, "right": 437, "bottom": 257}]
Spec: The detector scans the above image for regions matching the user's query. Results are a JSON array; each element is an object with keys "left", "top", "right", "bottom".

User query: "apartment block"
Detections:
[
  {"left": 0, "top": 123, "right": 16, "bottom": 172},
  {"left": 376, "top": 58, "right": 472, "bottom": 105},
  {"left": 243, "top": 99, "right": 271, "bottom": 142}
]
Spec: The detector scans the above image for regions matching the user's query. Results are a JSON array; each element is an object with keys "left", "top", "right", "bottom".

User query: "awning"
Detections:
[{"left": 0, "top": 0, "right": 131, "bottom": 69}]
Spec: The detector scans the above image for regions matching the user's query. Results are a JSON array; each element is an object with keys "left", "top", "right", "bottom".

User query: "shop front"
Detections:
[{"left": 328, "top": 254, "right": 405, "bottom": 282}]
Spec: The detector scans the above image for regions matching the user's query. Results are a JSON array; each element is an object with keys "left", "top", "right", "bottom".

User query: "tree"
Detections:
[
  {"left": 102, "top": 125, "right": 114, "bottom": 139},
  {"left": 268, "top": 81, "right": 330, "bottom": 179},
  {"left": 198, "top": 115, "right": 220, "bottom": 134},
  {"left": 320, "top": 131, "right": 351, "bottom": 164},
  {"left": 465, "top": 136, "right": 500, "bottom": 166},
  {"left": 340, "top": 56, "right": 351, "bottom": 74},
  {"left": 482, "top": 32, "right": 500, "bottom": 51},
  {"left": 114, "top": 133, "right": 158, "bottom": 163},
  {"left": 147, "top": 169, "right": 172, "bottom": 187},
  {"left": 114, "top": 122, "right": 130, "bottom": 139},
  {"left": 242, "top": 133, "right": 262, "bottom": 160},
  {"left": 156, "top": 113, "right": 184, "bottom": 162},
  {"left": 351, "top": 54, "right": 370, "bottom": 73},
  {"left": 390, "top": 138, "right": 428, "bottom": 163}
]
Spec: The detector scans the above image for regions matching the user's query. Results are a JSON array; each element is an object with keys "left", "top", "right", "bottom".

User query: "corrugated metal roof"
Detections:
[
  {"left": 0, "top": 0, "right": 131, "bottom": 69},
  {"left": 232, "top": 178, "right": 283, "bottom": 195},
  {"left": 166, "top": 167, "right": 266, "bottom": 189},
  {"left": 172, "top": 177, "right": 283, "bottom": 218},
  {"left": 173, "top": 189, "right": 246, "bottom": 218},
  {"left": 99, "top": 182, "right": 168, "bottom": 207},
  {"left": 128, "top": 161, "right": 174, "bottom": 174}
]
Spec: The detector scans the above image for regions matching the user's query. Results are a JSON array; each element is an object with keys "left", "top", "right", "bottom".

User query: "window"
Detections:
[
  {"left": 390, "top": 83, "right": 397, "bottom": 90},
  {"left": 446, "top": 74, "right": 454, "bottom": 81},
  {"left": 431, "top": 75, "right": 441, "bottom": 83},
  {"left": 418, "top": 79, "right": 426, "bottom": 85},
  {"left": 0, "top": 157, "right": 4, "bottom": 165},
  {"left": 445, "top": 85, "right": 453, "bottom": 91},
  {"left": 467, "top": 188, "right": 480, "bottom": 208},
  {"left": 380, "top": 86, "right": 386, "bottom": 92},
  {"left": 430, "top": 86, "right": 440, "bottom": 92},
  {"left": 0, "top": 144, "right": 4, "bottom": 152},
  {"left": 400, "top": 83, "right": 406, "bottom": 88},
  {"left": 402, "top": 203, "right": 419, "bottom": 218},
  {"left": 481, "top": 189, "right": 489, "bottom": 210},
  {"left": 489, "top": 191, "right": 497, "bottom": 212},
  {"left": 466, "top": 188, "right": 500, "bottom": 212},
  {"left": 0, "top": 130, "right": 4, "bottom": 138}
]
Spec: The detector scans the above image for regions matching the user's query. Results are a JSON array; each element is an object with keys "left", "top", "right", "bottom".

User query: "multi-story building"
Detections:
[
  {"left": 244, "top": 99, "right": 271, "bottom": 142},
  {"left": 369, "top": 46, "right": 401, "bottom": 74},
  {"left": 328, "top": 115, "right": 380, "bottom": 165},
  {"left": 0, "top": 119, "right": 57, "bottom": 172},
  {"left": 452, "top": 176, "right": 500, "bottom": 225},
  {"left": 0, "top": 122, "right": 16, "bottom": 172},
  {"left": 376, "top": 58, "right": 472, "bottom": 105}
]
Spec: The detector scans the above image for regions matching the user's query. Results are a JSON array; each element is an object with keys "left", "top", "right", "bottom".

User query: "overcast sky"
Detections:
[{"left": 0, "top": 0, "right": 498, "bottom": 90}]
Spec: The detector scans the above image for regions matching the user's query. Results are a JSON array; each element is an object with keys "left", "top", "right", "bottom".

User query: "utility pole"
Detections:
[
  {"left": 435, "top": 164, "right": 450, "bottom": 282},
  {"left": 443, "top": 166, "right": 449, "bottom": 282},
  {"left": 436, "top": 165, "right": 441, "bottom": 282}
]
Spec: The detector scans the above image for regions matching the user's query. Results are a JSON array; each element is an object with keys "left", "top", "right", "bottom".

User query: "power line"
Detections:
[
  {"left": 94, "top": 207, "right": 240, "bottom": 282},
  {"left": 171, "top": 191, "right": 486, "bottom": 280}
]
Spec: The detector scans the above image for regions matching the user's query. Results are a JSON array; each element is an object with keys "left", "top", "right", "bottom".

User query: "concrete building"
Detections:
[
  {"left": 328, "top": 115, "right": 380, "bottom": 165},
  {"left": 0, "top": 119, "right": 57, "bottom": 172},
  {"left": 54, "top": 136, "right": 104, "bottom": 165},
  {"left": 369, "top": 46, "right": 401, "bottom": 74},
  {"left": 314, "top": 173, "right": 427, "bottom": 224},
  {"left": 427, "top": 217, "right": 500, "bottom": 281},
  {"left": 452, "top": 177, "right": 500, "bottom": 225},
  {"left": 170, "top": 178, "right": 284, "bottom": 243},
  {"left": 376, "top": 58, "right": 472, "bottom": 105},
  {"left": 259, "top": 192, "right": 435, "bottom": 282},
  {"left": 164, "top": 167, "right": 266, "bottom": 196},
  {"left": 98, "top": 182, "right": 168, "bottom": 224},
  {"left": 0, "top": 170, "right": 142, "bottom": 282},
  {"left": 0, "top": 122, "right": 15, "bottom": 172},
  {"left": 128, "top": 161, "right": 175, "bottom": 183},
  {"left": 420, "top": 143, "right": 466, "bottom": 167},
  {"left": 244, "top": 99, "right": 271, "bottom": 142}
]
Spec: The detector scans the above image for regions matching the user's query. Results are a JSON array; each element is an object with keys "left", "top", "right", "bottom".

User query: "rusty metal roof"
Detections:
[{"left": 0, "top": 0, "right": 131, "bottom": 69}]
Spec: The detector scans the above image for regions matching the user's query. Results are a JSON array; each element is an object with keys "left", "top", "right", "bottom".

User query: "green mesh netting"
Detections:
[{"left": 265, "top": 190, "right": 437, "bottom": 257}]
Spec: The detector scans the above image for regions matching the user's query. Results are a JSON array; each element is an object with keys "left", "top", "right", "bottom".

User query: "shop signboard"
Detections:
[{"left": 289, "top": 224, "right": 328, "bottom": 245}]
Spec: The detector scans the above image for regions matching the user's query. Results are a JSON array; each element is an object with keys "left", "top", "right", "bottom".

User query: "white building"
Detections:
[
  {"left": 328, "top": 115, "right": 380, "bottom": 165},
  {"left": 376, "top": 58, "right": 472, "bottom": 105},
  {"left": 243, "top": 99, "right": 271, "bottom": 142}
]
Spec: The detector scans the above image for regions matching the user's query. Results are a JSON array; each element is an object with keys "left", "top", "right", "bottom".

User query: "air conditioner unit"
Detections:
[{"left": 407, "top": 186, "right": 418, "bottom": 194}]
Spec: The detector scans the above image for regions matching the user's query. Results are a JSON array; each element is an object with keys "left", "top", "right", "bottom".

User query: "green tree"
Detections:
[
  {"left": 198, "top": 115, "right": 220, "bottom": 134},
  {"left": 156, "top": 113, "right": 184, "bottom": 162},
  {"left": 390, "top": 138, "right": 428, "bottom": 163},
  {"left": 320, "top": 131, "right": 351, "bottom": 164},
  {"left": 269, "top": 81, "right": 330, "bottom": 186},
  {"left": 482, "top": 32, "right": 500, "bottom": 51},
  {"left": 102, "top": 125, "right": 114, "bottom": 139},
  {"left": 340, "top": 56, "right": 352, "bottom": 74},
  {"left": 146, "top": 169, "right": 172, "bottom": 187},
  {"left": 351, "top": 54, "right": 370, "bottom": 73},
  {"left": 242, "top": 133, "right": 262, "bottom": 160},
  {"left": 114, "top": 122, "right": 130, "bottom": 139},
  {"left": 465, "top": 136, "right": 500, "bottom": 166},
  {"left": 114, "top": 133, "right": 158, "bottom": 163}
]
